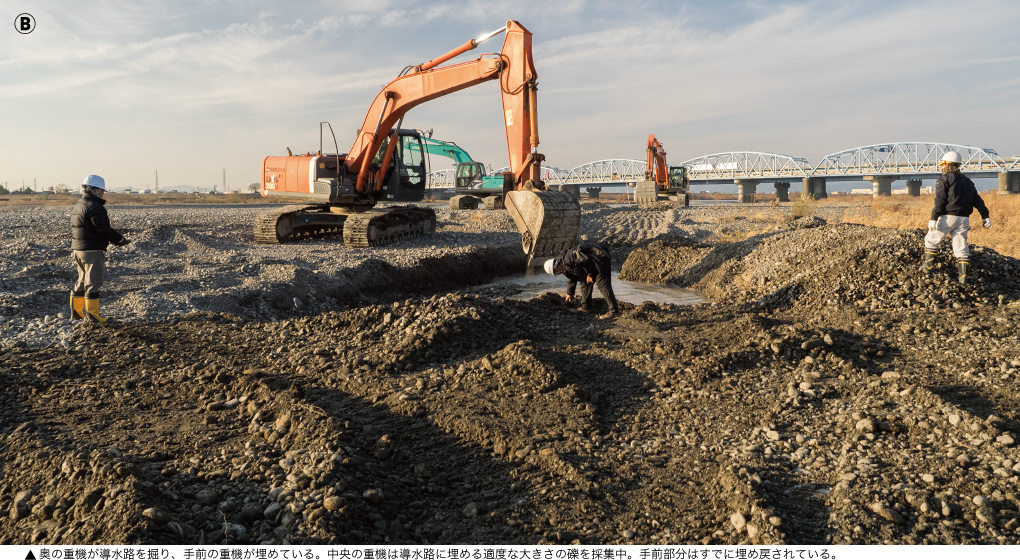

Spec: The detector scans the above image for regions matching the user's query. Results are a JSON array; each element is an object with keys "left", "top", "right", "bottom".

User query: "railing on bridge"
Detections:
[
  {"left": 546, "top": 159, "right": 645, "bottom": 185},
  {"left": 811, "top": 142, "right": 1009, "bottom": 176},
  {"left": 677, "top": 152, "right": 812, "bottom": 180},
  {"left": 491, "top": 166, "right": 574, "bottom": 185},
  {"left": 427, "top": 168, "right": 457, "bottom": 189},
  {"left": 428, "top": 159, "right": 647, "bottom": 188}
]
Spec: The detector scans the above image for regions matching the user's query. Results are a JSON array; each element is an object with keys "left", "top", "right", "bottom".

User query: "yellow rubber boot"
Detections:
[
  {"left": 85, "top": 298, "right": 109, "bottom": 323},
  {"left": 957, "top": 259, "right": 971, "bottom": 285},
  {"left": 70, "top": 292, "right": 85, "bottom": 320},
  {"left": 921, "top": 250, "right": 937, "bottom": 274}
]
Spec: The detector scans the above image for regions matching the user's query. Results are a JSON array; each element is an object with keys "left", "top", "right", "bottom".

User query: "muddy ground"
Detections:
[{"left": 2, "top": 201, "right": 1020, "bottom": 546}]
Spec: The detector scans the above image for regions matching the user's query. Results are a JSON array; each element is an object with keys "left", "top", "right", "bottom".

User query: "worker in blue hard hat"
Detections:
[
  {"left": 922, "top": 151, "right": 991, "bottom": 284},
  {"left": 69, "top": 175, "right": 130, "bottom": 322}
]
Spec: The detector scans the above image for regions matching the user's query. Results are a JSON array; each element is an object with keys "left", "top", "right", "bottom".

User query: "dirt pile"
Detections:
[
  {"left": 621, "top": 222, "right": 1020, "bottom": 311},
  {"left": 6, "top": 281, "right": 1020, "bottom": 545}
]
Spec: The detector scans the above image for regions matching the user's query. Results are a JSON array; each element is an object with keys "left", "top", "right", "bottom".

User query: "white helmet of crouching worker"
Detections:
[
  {"left": 940, "top": 151, "right": 963, "bottom": 164},
  {"left": 82, "top": 175, "right": 107, "bottom": 192},
  {"left": 544, "top": 258, "right": 559, "bottom": 275}
]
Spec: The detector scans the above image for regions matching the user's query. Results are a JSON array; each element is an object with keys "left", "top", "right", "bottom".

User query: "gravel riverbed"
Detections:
[{"left": 2, "top": 200, "right": 1020, "bottom": 546}]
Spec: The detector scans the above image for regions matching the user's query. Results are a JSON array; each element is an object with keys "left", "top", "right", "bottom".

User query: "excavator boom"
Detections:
[
  {"left": 420, "top": 136, "right": 476, "bottom": 165},
  {"left": 345, "top": 21, "right": 579, "bottom": 262}
]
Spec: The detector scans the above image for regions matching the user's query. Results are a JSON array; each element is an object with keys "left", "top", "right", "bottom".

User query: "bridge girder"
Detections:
[
  {"left": 812, "top": 142, "right": 1008, "bottom": 176},
  {"left": 427, "top": 142, "right": 1018, "bottom": 189},
  {"left": 676, "top": 152, "right": 811, "bottom": 181},
  {"left": 493, "top": 160, "right": 645, "bottom": 185},
  {"left": 426, "top": 168, "right": 456, "bottom": 189}
]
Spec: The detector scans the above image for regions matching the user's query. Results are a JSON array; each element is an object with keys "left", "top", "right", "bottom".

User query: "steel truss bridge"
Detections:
[
  {"left": 427, "top": 142, "right": 1020, "bottom": 189},
  {"left": 427, "top": 159, "right": 647, "bottom": 189}
]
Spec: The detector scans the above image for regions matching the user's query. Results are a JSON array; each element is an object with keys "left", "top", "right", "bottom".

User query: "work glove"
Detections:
[
  {"left": 983, "top": 218, "right": 992, "bottom": 229},
  {"left": 928, "top": 220, "right": 938, "bottom": 231},
  {"left": 115, "top": 237, "right": 131, "bottom": 246}
]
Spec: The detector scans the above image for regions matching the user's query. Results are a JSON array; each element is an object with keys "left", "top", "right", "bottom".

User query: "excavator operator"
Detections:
[{"left": 544, "top": 242, "right": 620, "bottom": 319}]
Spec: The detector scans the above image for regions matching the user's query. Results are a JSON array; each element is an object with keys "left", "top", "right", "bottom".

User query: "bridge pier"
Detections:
[
  {"left": 557, "top": 184, "right": 580, "bottom": 202},
  {"left": 864, "top": 175, "right": 898, "bottom": 197},
  {"left": 586, "top": 186, "right": 602, "bottom": 200},
  {"left": 999, "top": 171, "right": 1020, "bottom": 194},
  {"left": 774, "top": 182, "right": 790, "bottom": 202},
  {"left": 905, "top": 179, "right": 922, "bottom": 197},
  {"left": 735, "top": 179, "right": 759, "bottom": 203},
  {"left": 802, "top": 177, "right": 827, "bottom": 199}
]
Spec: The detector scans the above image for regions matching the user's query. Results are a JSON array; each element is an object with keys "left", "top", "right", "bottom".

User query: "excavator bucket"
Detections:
[{"left": 505, "top": 189, "right": 581, "bottom": 267}]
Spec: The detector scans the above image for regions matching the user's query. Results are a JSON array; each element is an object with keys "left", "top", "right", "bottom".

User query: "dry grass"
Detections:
[
  {"left": 0, "top": 192, "right": 270, "bottom": 207},
  {"left": 839, "top": 192, "right": 1020, "bottom": 259},
  {"left": 790, "top": 196, "right": 818, "bottom": 218}
]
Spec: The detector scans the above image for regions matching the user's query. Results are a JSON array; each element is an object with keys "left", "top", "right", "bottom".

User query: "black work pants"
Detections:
[{"left": 577, "top": 271, "right": 618, "bottom": 312}]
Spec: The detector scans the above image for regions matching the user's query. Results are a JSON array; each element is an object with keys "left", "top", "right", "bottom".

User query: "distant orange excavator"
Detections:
[
  {"left": 634, "top": 134, "right": 690, "bottom": 205},
  {"left": 254, "top": 20, "right": 580, "bottom": 266}
]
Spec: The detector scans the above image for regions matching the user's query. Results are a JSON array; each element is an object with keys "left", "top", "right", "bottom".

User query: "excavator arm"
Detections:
[
  {"left": 420, "top": 137, "right": 477, "bottom": 165},
  {"left": 346, "top": 21, "right": 541, "bottom": 193},
  {"left": 647, "top": 134, "right": 669, "bottom": 187}
]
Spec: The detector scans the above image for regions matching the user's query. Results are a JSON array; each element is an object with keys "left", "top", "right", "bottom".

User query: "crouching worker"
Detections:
[
  {"left": 544, "top": 242, "right": 620, "bottom": 319},
  {"left": 70, "top": 175, "right": 130, "bottom": 322},
  {"left": 921, "top": 151, "right": 990, "bottom": 284}
]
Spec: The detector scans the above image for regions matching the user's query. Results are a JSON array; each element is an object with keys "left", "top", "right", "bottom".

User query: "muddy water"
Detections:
[{"left": 483, "top": 270, "right": 706, "bottom": 305}]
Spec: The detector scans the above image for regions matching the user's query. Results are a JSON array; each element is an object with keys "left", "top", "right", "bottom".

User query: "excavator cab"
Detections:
[
  {"left": 668, "top": 166, "right": 689, "bottom": 192},
  {"left": 455, "top": 162, "right": 486, "bottom": 191},
  {"left": 374, "top": 129, "right": 428, "bottom": 202}
]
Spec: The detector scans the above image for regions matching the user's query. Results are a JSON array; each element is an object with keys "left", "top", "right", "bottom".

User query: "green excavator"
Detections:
[{"left": 418, "top": 132, "right": 506, "bottom": 209}]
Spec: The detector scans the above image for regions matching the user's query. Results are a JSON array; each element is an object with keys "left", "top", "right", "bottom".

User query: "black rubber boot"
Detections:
[
  {"left": 957, "top": 258, "right": 971, "bottom": 285},
  {"left": 921, "top": 250, "right": 937, "bottom": 274}
]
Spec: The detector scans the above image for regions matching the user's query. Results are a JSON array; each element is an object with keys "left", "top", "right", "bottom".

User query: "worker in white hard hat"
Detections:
[
  {"left": 69, "top": 175, "right": 130, "bottom": 322},
  {"left": 544, "top": 241, "right": 619, "bottom": 318},
  {"left": 922, "top": 151, "right": 990, "bottom": 284}
]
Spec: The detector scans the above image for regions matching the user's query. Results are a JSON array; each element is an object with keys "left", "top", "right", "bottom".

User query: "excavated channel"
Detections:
[{"left": 481, "top": 270, "right": 707, "bottom": 306}]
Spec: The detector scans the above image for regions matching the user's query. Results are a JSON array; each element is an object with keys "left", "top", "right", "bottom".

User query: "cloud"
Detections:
[{"left": 2, "top": 0, "right": 1018, "bottom": 187}]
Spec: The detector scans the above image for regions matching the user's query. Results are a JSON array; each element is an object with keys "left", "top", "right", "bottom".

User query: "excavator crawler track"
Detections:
[
  {"left": 342, "top": 206, "right": 437, "bottom": 248},
  {"left": 254, "top": 205, "right": 347, "bottom": 244}
]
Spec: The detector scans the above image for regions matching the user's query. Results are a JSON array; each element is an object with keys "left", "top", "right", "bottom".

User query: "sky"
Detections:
[{"left": 2, "top": 0, "right": 1019, "bottom": 192}]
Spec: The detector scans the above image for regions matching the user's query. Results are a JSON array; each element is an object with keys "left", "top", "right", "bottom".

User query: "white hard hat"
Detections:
[
  {"left": 940, "top": 151, "right": 962, "bottom": 164},
  {"left": 543, "top": 259, "right": 557, "bottom": 275},
  {"left": 82, "top": 175, "right": 107, "bottom": 191}
]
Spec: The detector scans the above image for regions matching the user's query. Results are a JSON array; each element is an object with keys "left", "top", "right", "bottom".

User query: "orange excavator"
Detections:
[
  {"left": 634, "top": 134, "right": 690, "bottom": 205},
  {"left": 255, "top": 21, "right": 580, "bottom": 265}
]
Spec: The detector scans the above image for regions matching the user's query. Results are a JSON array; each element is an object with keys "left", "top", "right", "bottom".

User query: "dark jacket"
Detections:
[
  {"left": 931, "top": 172, "right": 989, "bottom": 221},
  {"left": 557, "top": 242, "right": 612, "bottom": 297},
  {"left": 71, "top": 192, "right": 124, "bottom": 251}
]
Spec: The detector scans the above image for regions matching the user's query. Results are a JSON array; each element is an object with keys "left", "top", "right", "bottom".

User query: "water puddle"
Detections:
[{"left": 482, "top": 270, "right": 707, "bottom": 306}]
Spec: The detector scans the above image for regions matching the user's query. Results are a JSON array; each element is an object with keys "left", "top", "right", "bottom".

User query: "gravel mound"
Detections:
[
  {"left": 5, "top": 201, "right": 1020, "bottom": 546},
  {"left": 620, "top": 223, "right": 1020, "bottom": 311}
]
